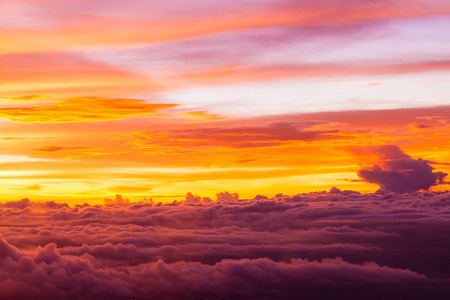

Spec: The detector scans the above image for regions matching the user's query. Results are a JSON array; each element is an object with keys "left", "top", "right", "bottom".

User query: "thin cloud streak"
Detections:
[{"left": 0, "top": 96, "right": 177, "bottom": 123}]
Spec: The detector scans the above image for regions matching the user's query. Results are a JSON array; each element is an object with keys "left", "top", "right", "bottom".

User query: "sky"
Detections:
[
  {"left": 1, "top": 0, "right": 449, "bottom": 204},
  {"left": 1, "top": 1, "right": 450, "bottom": 299}
]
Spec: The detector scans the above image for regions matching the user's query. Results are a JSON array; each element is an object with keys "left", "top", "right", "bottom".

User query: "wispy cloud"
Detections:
[{"left": 0, "top": 96, "right": 177, "bottom": 123}]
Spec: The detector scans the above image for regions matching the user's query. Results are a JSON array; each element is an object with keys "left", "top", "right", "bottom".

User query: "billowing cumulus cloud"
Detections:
[
  {"left": 352, "top": 145, "right": 448, "bottom": 193},
  {"left": 216, "top": 191, "right": 239, "bottom": 202},
  {"left": 0, "top": 191, "right": 449, "bottom": 299}
]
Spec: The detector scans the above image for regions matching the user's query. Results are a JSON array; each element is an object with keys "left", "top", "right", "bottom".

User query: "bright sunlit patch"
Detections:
[
  {"left": 0, "top": 170, "right": 52, "bottom": 177},
  {"left": 0, "top": 155, "right": 53, "bottom": 163}
]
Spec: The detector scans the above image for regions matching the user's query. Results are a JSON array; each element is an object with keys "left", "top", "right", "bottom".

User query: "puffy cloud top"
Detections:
[
  {"left": 353, "top": 145, "right": 447, "bottom": 193},
  {"left": 0, "top": 190, "right": 449, "bottom": 299}
]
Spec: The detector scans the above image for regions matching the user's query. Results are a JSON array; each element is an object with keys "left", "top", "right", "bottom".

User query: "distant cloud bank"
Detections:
[{"left": 0, "top": 190, "right": 449, "bottom": 299}]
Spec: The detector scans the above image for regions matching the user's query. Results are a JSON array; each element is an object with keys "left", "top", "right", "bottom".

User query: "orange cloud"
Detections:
[
  {"left": 31, "top": 146, "right": 99, "bottom": 158},
  {"left": 133, "top": 121, "right": 341, "bottom": 149},
  {"left": 25, "top": 184, "right": 43, "bottom": 191},
  {"left": 177, "top": 111, "right": 227, "bottom": 123},
  {"left": 29, "top": 145, "right": 131, "bottom": 160},
  {"left": 0, "top": 96, "right": 177, "bottom": 123},
  {"left": 33, "top": 146, "right": 95, "bottom": 153}
]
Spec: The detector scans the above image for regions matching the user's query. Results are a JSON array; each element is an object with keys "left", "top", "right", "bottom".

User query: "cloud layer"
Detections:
[{"left": 0, "top": 191, "right": 449, "bottom": 299}]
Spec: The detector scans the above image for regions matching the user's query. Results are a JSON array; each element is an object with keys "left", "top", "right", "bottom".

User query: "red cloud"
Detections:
[{"left": 137, "top": 121, "right": 340, "bottom": 149}]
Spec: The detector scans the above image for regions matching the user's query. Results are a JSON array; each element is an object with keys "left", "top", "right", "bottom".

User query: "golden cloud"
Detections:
[{"left": 0, "top": 96, "right": 177, "bottom": 123}]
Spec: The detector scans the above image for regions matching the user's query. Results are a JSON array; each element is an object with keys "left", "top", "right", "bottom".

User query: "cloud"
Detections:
[
  {"left": 0, "top": 235, "right": 21, "bottom": 260},
  {"left": 3, "top": 0, "right": 449, "bottom": 55},
  {"left": 0, "top": 96, "right": 177, "bottom": 123},
  {"left": 409, "top": 119, "right": 449, "bottom": 130},
  {"left": 177, "top": 111, "right": 227, "bottom": 123},
  {"left": 351, "top": 145, "right": 448, "bottom": 193},
  {"left": 185, "top": 192, "right": 202, "bottom": 203},
  {"left": 136, "top": 121, "right": 340, "bottom": 149},
  {"left": 104, "top": 194, "right": 131, "bottom": 205},
  {"left": 0, "top": 191, "right": 449, "bottom": 298},
  {"left": 25, "top": 184, "right": 42, "bottom": 191},
  {"left": 171, "top": 61, "right": 450, "bottom": 87},
  {"left": 0, "top": 52, "right": 152, "bottom": 96},
  {"left": 0, "top": 191, "right": 450, "bottom": 298},
  {"left": 33, "top": 146, "right": 93, "bottom": 152},
  {"left": 216, "top": 191, "right": 239, "bottom": 202},
  {"left": 0, "top": 240, "right": 433, "bottom": 300},
  {"left": 354, "top": 82, "right": 383, "bottom": 88},
  {"left": 32, "top": 146, "right": 98, "bottom": 156}
]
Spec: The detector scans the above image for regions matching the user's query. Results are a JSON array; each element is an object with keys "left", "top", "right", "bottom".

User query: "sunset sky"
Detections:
[
  {"left": 1, "top": 0, "right": 449, "bottom": 204},
  {"left": 1, "top": 2, "right": 450, "bottom": 299}
]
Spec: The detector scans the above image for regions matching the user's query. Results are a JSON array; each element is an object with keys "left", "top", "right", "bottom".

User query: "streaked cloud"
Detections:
[
  {"left": 134, "top": 121, "right": 341, "bottom": 149},
  {"left": 0, "top": 96, "right": 177, "bottom": 123}
]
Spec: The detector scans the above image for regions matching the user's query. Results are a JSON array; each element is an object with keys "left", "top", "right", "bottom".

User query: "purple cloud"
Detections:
[
  {"left": 353, "top": 145, "right": 447, "bottom": 193},
  {"left": 0, "top": 191, "right": 449, "bottom": 299}
]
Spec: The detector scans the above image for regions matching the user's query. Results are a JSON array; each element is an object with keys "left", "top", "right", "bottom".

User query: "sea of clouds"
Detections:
[{"left": 0, "top": 189, "right": 449, "bottom": 299}]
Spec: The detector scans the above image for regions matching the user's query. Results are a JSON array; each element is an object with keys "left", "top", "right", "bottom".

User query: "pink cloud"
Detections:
[
  {"left": 0, "top": 190, "right": 449, "bottom": 298},
  {"left": 0, "top": 232, "right": 436, "bottom": 299}
]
